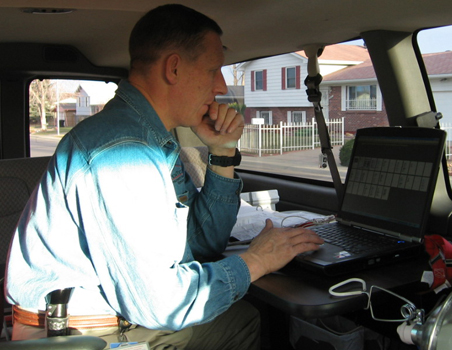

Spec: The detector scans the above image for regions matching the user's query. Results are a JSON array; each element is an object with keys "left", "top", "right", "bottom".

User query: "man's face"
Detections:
[{"left": 174, "top": 31, "right": 228, "bottom": 128}]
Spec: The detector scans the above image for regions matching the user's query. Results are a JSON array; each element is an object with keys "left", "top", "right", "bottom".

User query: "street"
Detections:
[
  {"left": 239, "top": 147, "right": 348, "bottom": 181},
  {"left": 30, "top": 133, "right": 64, "bottom": 158}
]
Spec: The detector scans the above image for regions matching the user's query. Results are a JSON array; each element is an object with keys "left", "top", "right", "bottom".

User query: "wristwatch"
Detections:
[{"left": 208, "top": 148, "right": 242, "bottom": 167}]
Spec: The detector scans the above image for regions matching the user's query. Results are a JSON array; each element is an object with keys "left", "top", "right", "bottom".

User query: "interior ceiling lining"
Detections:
[{"left": 0, "top": 1, "right": 450, "bottom": 69}]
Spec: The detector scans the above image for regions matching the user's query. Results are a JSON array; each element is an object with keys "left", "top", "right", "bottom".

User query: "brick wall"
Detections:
[
  {"left": 244, "top": 86, "right": 388, "bottom": 133},
  {"left": 328, "top": 86, "right": 388, "bottom": 134},
  {"left": 245, "top": 107, "right": 315, "bottom": 124}
]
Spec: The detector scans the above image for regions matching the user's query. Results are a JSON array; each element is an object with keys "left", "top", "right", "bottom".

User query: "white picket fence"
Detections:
[{"left": 238, "top": 118, "right": 344, "bottom": 156}]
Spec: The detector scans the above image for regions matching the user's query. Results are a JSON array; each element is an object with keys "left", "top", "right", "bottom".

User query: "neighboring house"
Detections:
[
  {"left": 239, "top": 45, "right": 369, "bottom": 127},
  {"left": 321, "top": 56, "right": 387, "bottom": 133},
  {"left": 57, "top": 85, "right": 110, "bottom": 127},
  {"left": 323, "top": 50, "right": 452, "bottom": 132},
  {"left": 240, "top": 45, "right": 452, "bottom": 133},
  {"left": 423, "top": 52, "right": 452, "bottom": 124}
]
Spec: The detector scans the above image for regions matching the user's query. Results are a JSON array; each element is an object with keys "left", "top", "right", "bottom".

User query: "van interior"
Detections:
[{"left": 1, "top": 1, "right": 452, "bottom": 349}]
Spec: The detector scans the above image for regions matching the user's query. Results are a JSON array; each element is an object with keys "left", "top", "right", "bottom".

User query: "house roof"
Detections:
[
  {"left": 323, "top": 58, "right": 375, "bottom": 81},
  {"left": 422, "top": 51, "right": 452, "bottom": 75},
  {"left": 296, "top": 44, "right": 369, "bottom": 63},
  {"left": 323, "top": 50, "right": 452, "bottom": 82}
]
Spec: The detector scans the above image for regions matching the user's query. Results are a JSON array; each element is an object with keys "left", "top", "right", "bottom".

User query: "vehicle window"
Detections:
[
  {"left": 417, "top": 25, "right": 452, "bottom": 183},
  {"left": 29, "top": 79, "right": 118, "bottom": 157},
  {"left": 222, "top": 26, "right": 452, "bottom": 183}
]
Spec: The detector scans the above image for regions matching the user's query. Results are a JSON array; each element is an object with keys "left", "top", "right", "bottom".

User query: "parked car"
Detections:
[{"left": 1, "top": 1, "right": 452, "bottom": 349}]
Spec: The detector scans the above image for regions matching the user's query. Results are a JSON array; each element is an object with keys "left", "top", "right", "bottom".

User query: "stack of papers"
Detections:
[{"left": 231, "top": 199, "right": 332, "bottom": 242}]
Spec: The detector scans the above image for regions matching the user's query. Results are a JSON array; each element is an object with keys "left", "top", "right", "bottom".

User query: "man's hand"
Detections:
[
  {"left": 240, "top": 219, "right": 324, "bottom": 282},
  {"left": 192, "top": 102, "right": 244, "bottom": 154}
]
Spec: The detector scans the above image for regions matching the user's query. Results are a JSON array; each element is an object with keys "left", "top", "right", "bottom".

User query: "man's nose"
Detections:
[{"left": 215, "top": 70, "right": 228, "bottom": 96}]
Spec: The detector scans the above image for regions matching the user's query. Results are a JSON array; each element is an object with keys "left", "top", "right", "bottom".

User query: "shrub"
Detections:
[{"left": 339, "top": 138, "right": 355, "bottom": 166}]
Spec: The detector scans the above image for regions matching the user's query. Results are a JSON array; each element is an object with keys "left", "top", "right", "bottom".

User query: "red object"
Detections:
[{"left": 424, "top": 235, "right": 452, "bottom": 290}]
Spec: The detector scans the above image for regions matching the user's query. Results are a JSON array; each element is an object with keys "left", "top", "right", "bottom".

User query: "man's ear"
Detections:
[{"left": 165, "top": 53, "right": 181, "bottom": 85}]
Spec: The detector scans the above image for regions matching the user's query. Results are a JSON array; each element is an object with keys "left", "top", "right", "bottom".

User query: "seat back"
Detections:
[
  {"left": 0, "top": 156, "right": 51, "bottom": 339},
  {"left": 179, "top": 146, "right": 208, "bottom": 188},
  {"left": 0, "top": 156, "right": 51, "bottom": 266}
]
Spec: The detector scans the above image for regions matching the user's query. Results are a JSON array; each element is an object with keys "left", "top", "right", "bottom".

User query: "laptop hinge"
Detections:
[{"left": 337, "top": 219, "right": 421, "bottom": 243}]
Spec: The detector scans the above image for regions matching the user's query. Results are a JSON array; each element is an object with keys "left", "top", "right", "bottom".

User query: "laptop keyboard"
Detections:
[{"left": 312, "top": 224, "right": 401, "bottom": 254}]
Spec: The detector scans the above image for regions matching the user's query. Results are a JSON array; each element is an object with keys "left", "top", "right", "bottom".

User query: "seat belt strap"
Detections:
[{"left": 304, "top": 45, "right": 344, "bottom": 204}]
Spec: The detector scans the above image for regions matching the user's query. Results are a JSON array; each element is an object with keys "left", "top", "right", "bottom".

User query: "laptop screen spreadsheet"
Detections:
[{"left": 339, "top": 134, "right": 444, "bottom": 238}]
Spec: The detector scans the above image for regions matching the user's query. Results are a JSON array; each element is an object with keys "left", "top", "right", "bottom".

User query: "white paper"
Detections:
[{"left": 231, "top": 199, "right": 331, "bottom": 241}]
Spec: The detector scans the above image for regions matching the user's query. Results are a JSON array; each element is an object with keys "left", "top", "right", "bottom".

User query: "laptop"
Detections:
[{"left": 295, "top": 126, "right": 447, "bottom": 276}]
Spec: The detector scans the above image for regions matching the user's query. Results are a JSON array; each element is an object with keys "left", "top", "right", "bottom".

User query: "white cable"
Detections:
[{"left": 328, "top": 278, "right": 367, "bottom": 297}]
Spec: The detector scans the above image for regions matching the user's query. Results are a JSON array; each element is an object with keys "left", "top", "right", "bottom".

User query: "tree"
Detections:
[
  {"left": 29, "top": 79, "right": 56, "bottom": 131},
  {"left": 232, "top": 64, "right": 245, "bottom": 86},
  {"left": 228, "top": 102, "right": 246, "bottom": 115}
]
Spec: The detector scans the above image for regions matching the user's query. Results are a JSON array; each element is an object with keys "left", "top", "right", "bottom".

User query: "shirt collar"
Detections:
[{"left": 115, "top": 80, "right": 176, "bottom": 148}]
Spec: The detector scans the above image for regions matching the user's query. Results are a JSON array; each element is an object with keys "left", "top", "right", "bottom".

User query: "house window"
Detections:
[
  {"left": 286, "top": 67, "right": 296, "bottom": 89},
  {"left": 281, "top": 66, "right": 301, "bottom": 90},
  {"left": 78, "top": 96, "right": 89, "bottom": 107},
  {"left": 346, "top": 85, "right": 377, "bottom": 110},
  {"left": 259, "top": 111, "right": 272, "bottom": 124},
  {"left": 255, "top": 71, "right": 264, "bottom": 90},
  {"left": 292, "top": 111, "right": 306, "bottom": 124},
  {"left": 251, "top": 70, "right": 267, "bottom": 91}
]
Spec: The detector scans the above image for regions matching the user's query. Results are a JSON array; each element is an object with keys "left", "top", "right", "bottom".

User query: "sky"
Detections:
[
  {"left": 221, "top": 25, "right": 452, "bottom": 85},
  {"left": 417, "top": 25, "right": 452, "bottom": 53}
]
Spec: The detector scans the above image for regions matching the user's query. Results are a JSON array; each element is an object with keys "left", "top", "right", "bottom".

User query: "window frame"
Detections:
[
  {"left": 251, "top": 69, "right": 267, "bottom": 91},
  {"left": 290, "top": 111, "right": 306, "bottom": 124},
  {"left": 286, "top": 66, "right": 296, "bottom": 89},
  {"left": 341, "top": 84, "right": 382, "bottom": 111},
  {"left": 258, "top": 110, "right": 272, "bottom": 124}
]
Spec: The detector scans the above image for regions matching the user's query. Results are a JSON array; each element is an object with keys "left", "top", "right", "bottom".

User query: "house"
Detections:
[
  {"left": 57, "top": 84, "right": 115, "bottom": 127},
  {"left": 321, "top": 55, "right": 387, "bottom": 133},
  {"left": 239, "top": 45, "right": 452, "bottom": 133},
  {"left": 322, "top": 50, "right": 452, "bottom": 132},
  {"left": 239, "top": 45, "right": 369, "bottom": 127}
]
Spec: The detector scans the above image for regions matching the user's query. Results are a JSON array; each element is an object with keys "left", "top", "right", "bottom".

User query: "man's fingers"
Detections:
[
  {"left": 214, "top": 106, "right": 242, "bottom": 134},
  {"left": 208, "top": 101, "right": 220, "bottom": 121}
]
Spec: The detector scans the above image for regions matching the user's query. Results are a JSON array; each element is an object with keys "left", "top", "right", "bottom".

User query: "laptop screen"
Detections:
[{"left": 338, "top": 127, "right": 446, "bottom": 240}]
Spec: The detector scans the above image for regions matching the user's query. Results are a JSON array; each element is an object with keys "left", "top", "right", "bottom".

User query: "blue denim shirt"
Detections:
[{"left": 6, "top": 80, "right": 250, "bottom": 331}]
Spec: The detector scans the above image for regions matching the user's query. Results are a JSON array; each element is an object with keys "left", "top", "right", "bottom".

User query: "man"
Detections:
[{"left": 6, "top": 4, "right": 323, "bottom": 349}]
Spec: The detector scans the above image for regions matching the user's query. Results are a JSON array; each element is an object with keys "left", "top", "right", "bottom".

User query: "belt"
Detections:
[{"left": 13, "top": 305, "right": 120, "bottom": 329}]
